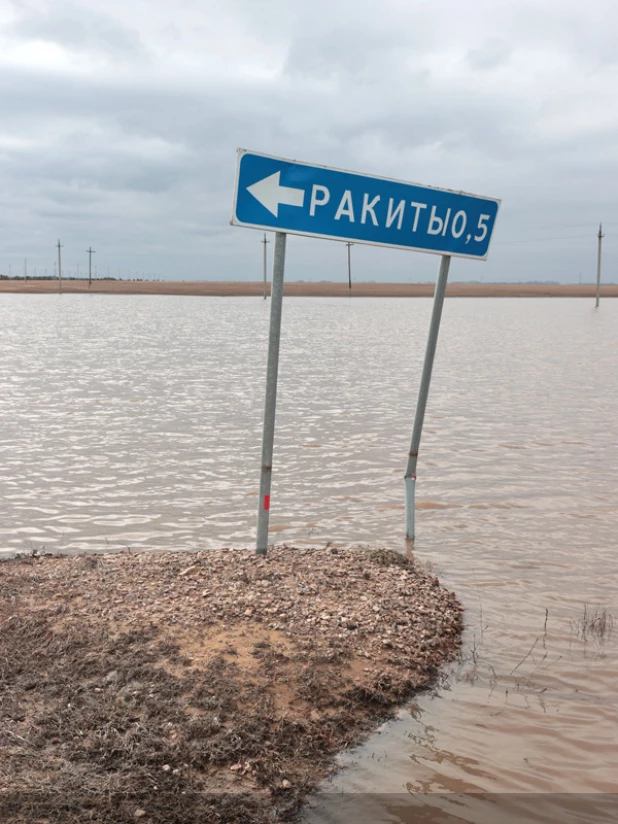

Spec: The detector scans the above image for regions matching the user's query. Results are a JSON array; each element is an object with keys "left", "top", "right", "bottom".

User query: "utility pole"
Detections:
[
  {"left": 262, "top": 233, "right": 270, "bottom": 299},
  {"left": 87, "top": 247, "right": 95, "bottom": 289},
  {"left": 346, "top": 242, "right": 354, "bottom": 294},
  {"left": 57, "top": 240, "right": 63, "bottom": 294},
  {"left": 595, "top": 223, "right": 604, "bottom": 309},
  {"left": 24, "top": 258, "right": 27, "bottom": 284}
]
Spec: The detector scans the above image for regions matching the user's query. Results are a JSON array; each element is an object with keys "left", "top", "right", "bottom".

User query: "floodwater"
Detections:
[{"left": 1, "top": 294, "right": 617, "bottom": 820}]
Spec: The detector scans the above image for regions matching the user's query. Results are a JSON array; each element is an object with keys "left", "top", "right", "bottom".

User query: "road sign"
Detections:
[{"left": 232, "top": 149, "right": 500, "bottom": 260}]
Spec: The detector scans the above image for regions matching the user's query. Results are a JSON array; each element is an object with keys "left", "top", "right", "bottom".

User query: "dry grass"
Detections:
[{"left": 571, "top": 605, "right": 615, "bottom": 642}]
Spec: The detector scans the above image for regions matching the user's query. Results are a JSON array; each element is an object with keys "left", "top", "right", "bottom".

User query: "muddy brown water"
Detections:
[{"left": 1, "top": 294, "right": 617, "bottom": 821}]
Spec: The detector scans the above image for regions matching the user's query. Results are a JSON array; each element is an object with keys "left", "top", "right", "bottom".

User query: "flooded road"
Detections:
[{"left": 1, "top": 294, "right": 617, "bottom": 818}]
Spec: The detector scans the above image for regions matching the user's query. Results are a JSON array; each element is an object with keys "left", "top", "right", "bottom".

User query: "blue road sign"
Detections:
[{"left": 232, "top": 150, "right": 500, "bottom": 260}]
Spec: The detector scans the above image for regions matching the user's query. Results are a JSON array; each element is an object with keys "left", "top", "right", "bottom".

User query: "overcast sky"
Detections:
[{"left": 1, "top": 0, "right": 616, "bottom": 283}]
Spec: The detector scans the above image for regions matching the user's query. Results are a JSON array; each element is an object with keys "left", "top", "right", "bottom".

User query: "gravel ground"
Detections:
[{"left": 0, "top": 545, "right": 463, "bottom": 823}]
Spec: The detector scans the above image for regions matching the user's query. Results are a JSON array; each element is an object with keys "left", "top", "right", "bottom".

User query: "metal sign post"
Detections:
[
  {"left": 256, "top": 232, "right": 287, "bottom": 555},
  {"left": 404, "top": 255, "right": 451, "bottom": 543}
]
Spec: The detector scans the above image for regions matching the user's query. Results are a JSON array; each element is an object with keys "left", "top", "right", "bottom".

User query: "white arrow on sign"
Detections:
[{"left": 247, "top": 171, "right": 305, "bottom": 217}]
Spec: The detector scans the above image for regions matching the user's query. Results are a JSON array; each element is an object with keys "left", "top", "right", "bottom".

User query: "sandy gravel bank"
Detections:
[
  {"left": 1, "top": 279, "right": 616, "bottom": 297},
  {"left": 0, "top": 546, "right": 462, "bottom": 823}
]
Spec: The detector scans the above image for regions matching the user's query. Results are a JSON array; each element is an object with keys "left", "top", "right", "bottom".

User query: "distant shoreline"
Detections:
[{"left": 1, "top": 279, "right": 616, "bottom": 298}]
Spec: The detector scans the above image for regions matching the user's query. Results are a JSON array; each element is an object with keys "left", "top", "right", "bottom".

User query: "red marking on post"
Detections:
[{"left": 264, "top": 495, "right": 270, "bottom": 511}]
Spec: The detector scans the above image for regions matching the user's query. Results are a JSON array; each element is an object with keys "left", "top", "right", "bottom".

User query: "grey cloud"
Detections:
[
  {"left": 467, "top": 39, "right": 512, "bottom": 71},
  {"left": 0, "top": 0, "right": 617, "bottom": 282},
  {"left": 8, "top": 0, "right": 144, "bottom": 57},
  {"left": 283, "top": 25, "right": 414, "bottom": 82}
]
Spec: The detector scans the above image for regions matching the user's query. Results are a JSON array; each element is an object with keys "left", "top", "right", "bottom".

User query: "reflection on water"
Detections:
[{"left": 1, "top": 294, "right": 617, "bottom": 816}]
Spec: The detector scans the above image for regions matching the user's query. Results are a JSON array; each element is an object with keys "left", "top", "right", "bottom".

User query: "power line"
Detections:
[{"left": 495, "top": 235, "right": 592, "bottom": 245}]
